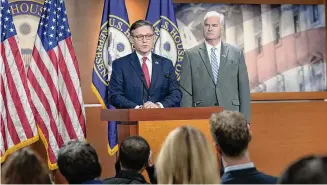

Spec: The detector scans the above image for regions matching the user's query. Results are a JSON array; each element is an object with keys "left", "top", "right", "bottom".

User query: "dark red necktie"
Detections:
[{"left": 142, "top": 57, "right": 151, "bottom": 88}]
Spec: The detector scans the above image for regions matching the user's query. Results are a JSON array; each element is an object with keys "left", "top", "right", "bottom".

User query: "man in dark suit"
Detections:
[
  {"left": 210, "top": 110, "right": 277, "bottom": 184},
  {"left": 109, "top": 20, "right": 181, "bottom": 109},
  {"left": 179, "top": 11, "right": 250, "bottom": 123},
  {"left": 103, "top": 136, "right": 156, "bottom": 184}
]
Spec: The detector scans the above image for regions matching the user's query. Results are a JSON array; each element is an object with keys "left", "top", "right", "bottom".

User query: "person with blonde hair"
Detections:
[{"left": 155, "top": 126, "right": 220, "bottom": 184}]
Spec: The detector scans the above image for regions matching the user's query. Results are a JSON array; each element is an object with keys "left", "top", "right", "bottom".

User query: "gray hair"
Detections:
[{"left": 203, "top": 11, "right": 224, "bottom": 25}]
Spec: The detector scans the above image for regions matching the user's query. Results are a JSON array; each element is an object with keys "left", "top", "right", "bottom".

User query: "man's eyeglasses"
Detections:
[{"left": 132, "top": 34, "right": 154, "bottom": 41}]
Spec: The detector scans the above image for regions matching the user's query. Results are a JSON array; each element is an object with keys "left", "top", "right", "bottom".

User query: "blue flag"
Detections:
[
  {"left": 91, "top": 0, "right": 132, "bottom": 155},
  {"left": 145, "top": 0, "right": 184, "bottom": 80}
]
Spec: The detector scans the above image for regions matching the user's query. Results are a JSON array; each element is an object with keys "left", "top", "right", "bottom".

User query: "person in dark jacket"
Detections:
[
  {"left": 57, "top": 140, "right": 103, "bottom": 184},
  {"left": 103, "top": 136, "right": 156, "bottom": 184},
  {"left": 210, "top": 110, "right": 277, "bottom": 184}
]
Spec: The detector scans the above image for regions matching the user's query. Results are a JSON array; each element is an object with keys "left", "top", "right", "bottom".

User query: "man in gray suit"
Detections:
[{"left": 179, "top": 11, "right": 251, "bottom": 123}]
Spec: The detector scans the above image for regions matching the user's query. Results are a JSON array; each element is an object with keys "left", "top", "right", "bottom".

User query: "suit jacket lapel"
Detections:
[
  {"left": 198, "top": 42, "right": 215, "bottom": 84},
  {"left": 218, "top": 42, "right": 229, "bottom": 84},
  {"left": 150, "top": 53, "right": 160, "bottom": 91},
  {"left": 128, "top": 52, "right": 148, "bottom": 89}
]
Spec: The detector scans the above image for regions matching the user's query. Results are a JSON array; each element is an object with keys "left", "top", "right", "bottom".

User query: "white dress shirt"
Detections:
[{"left": 205, "top": 40, "right": 221, "bottom": 67}]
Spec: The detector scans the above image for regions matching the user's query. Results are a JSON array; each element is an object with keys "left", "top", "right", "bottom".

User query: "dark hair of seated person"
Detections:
[
  {"left": 1, "top": 147, "right": 52, "bottom": 184},
  {"left": 57, "top": 140, "right": 102, "bottom": 184},
  {"left": 278, "top": 155, "right": 327, "bottom": 184},
  {"left": 119, "top": 136, "right": 150, "bottom": 171},
  {"left": 106, "top": 136, "right": 157, "bottom": 184}
]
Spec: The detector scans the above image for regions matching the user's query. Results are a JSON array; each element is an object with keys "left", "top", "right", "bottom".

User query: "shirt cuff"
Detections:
[
  {"left": 135, "top": 105, "right": 141, "bottom": 109},
  {"left": 156, "top": 102, "right": 164, "bottom": 108}
]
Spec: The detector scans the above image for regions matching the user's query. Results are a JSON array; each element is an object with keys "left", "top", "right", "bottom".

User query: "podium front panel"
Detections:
[{"left": 137, "top": 119, "right": 217, "bottom": 162}]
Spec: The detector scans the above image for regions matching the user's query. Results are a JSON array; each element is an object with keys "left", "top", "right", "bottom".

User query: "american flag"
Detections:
[
  {"left": 0, "top": 0, "right": 39, "bottom": 163},
  {"left": 27, "top": 0, "right": 86, "bottom": 169}
]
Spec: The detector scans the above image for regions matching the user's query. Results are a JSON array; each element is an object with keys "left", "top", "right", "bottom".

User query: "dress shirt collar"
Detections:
[
  {"left": 224, "top": 162, "right": 255, "bottom": 173},
  {"left": 136, "top": 51, "right": 152, "bottom": 64},
  {"left": 205, "top": 40, "right": 221, "bottom": 52}
]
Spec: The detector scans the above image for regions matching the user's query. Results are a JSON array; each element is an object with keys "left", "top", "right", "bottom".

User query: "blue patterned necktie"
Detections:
[{"left": 211, "top": 48, "right": 219, "bottom": 84}]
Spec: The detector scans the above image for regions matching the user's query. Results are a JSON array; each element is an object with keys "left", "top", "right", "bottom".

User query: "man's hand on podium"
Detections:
[
  {"left": 135, "top": 101, "right": 162, "bottom": 109},
  {"left": 143, "top": 101, "right": 161, "bottom": 109}
]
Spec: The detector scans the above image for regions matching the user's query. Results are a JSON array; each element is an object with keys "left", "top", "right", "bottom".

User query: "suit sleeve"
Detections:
[
  {"left": 179, "top": 50, "right": 193, "bottom": 107},
  {"left": 238, "top": 51, "right": 251, "bottom": 123},
  {"left": 159, "top": 60, "right": 182, "bottom": 108},
  {"left": 109, "top": 61, "right": 138, "bottom": 109}
]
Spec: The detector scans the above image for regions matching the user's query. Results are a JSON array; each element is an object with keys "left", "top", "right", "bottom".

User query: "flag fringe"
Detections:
[
  {"left": 0, "top": 135, "right": 39, "bottom": 163},
  {"left": 91, "top": 83, "right": 107, "bottom": 109},
  {"left": 107, "top": 144, "right": 118, "bottom": 156},
  {"left": 37, "top": 126, "right": 58, "bottom": 170}
]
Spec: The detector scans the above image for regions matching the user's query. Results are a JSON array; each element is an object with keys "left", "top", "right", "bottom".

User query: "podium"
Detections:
[{"left": 100, "top": 106, "right": 223, "bottom": 160}]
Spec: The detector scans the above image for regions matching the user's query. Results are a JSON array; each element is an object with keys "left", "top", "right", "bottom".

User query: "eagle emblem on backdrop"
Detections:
[
  {"left": 95, "top": 16, "right": 132, "bottom": 83},
  {"left": 153, "top": 16, "right": 184, "bottom": 68},
  {"left": 145, "top": 0, "right": 185, "bottom": 80},
  {"left": 8, "top": 0, "right": 43, "bottom": 69}
]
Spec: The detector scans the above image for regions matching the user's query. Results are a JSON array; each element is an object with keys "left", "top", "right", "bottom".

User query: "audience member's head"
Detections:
[
  {"left": 1, "top": 147, "right": 51, "bottom": 184},
  {"left": 119, "top": 136, "right": 151, "bottom": 172},
  {"left": 278, "top": 155, "right": 327, "bottom": 184},
  {"left": 156, "top": 126, "right": 220, "bottom": 184},
  {"left": 210, "top": 110, "right": 251, "bottom": 158},
  {"left": 57, "top": 140, "right": 101, "bottom": 184}
]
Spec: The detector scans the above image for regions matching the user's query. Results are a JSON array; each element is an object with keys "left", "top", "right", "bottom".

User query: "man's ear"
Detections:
[
  {"left": 247, "top": 124, "right": 252, "bottom": 142},
  {"left": 215, "top": 143, "right": 222, "bottom": 155},
  {"left": 129, "top": 36, "right": 134, "bottom": 44}
]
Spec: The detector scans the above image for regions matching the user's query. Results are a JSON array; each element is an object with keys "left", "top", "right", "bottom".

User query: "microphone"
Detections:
[{"left": 164, "top": 74, "right": 201, "bottom": 107}]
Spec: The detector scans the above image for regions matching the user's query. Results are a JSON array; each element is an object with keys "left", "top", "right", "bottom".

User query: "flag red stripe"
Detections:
[
  {"left": 58, "top": 41, "right": 85, "bottom": 133},
  {"left": 0, "top": 75, "right": 20, "bottom": 144},
  {"left": 0, "top": 115, "right": 8, "bottom": 151},
  {"left": 32, "top": 44, "right": 80, "bottom": 142},
  {"left": 27, "top": 69, "right": 64, "bottom": 147},
  {"left": 65, "top": 38, "right": 81, "bottom": 78},
  {"left": 7, "top": 37, "right": 32, "bottom": 94},
  {"left": 7, "top": 38, "right": 34, "bottom": 138},
  {"left": 64, "top": 39, "right": 86, "bottom": 132},
  {"left": 58, "top": 93, "right": 78, "bottom": 139},
  {"left": 30, "top": 100, "right": 57, "bottom": 163},
  {"left": 1, "top": 41, "right": 33, "bottom": 139},
  {"left": 48, "top": 45, "right": 79, "bottom": 139},
  {"left": 31, "top": 46, "right": 69, "bottom": 143},
  {"left": 31, "top": 46, "right": 59, "bottom": 105},
  {"left": 47, "top": 48, "right": 59, "bottom": 74}
]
